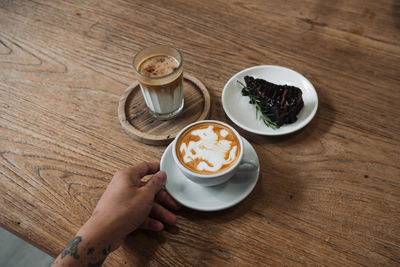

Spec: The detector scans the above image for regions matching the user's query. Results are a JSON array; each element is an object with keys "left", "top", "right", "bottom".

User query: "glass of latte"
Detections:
[
  {"left": 172, "top": 120, "right": 258, "bottom": 186},
  {"left": 132, "top": 45, "right": 184, "bottom": 120}
]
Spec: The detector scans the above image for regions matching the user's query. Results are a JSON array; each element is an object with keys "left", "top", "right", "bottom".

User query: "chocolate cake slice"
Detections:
[{"left": 242, "top": 76, "right": 304, "bottom": 127}]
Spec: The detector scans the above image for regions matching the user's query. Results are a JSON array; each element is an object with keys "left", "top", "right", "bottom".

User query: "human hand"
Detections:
[
  {"left": 52, "top": 162, "right": 180, "bottom": 267},
  {"left": 80, "top": 162, "right": 181, "bottom": 250}
]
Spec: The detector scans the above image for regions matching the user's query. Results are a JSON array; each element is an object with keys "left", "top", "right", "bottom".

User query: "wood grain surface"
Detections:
[{"left": 0, "top": 0, "right": 399, "bottom": 266}]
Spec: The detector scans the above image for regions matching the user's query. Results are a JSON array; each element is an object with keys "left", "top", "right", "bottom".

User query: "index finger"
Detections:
[{"left": 117, "top": 162, "right": 160, "bottom": 183}]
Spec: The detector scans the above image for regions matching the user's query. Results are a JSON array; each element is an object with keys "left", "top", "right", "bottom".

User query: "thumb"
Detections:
[{"left": 144, "top": 171, "right": 166, "bottom": 196}]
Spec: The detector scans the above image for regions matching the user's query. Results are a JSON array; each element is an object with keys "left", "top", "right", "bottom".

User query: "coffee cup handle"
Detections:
[{"left": 237, "top": 145, "right": 259, "bottom": 172}]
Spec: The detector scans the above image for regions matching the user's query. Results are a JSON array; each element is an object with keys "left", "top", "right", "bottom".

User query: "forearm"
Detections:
[{"left": 52, "top": 220, "right": 114, "bottom": 267}]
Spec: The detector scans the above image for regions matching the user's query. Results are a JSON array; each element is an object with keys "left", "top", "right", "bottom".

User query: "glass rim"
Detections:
[{"left": 132, "top": 45, "right": 183, "bottom": 80}]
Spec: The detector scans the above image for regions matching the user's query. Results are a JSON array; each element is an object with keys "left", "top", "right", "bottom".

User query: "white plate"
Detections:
[
  {"left": 222, "top": 65, "right": 318, "bottom": 136},
  {"left": 160, "top": 137, "right": 259, "bottom": 211}
]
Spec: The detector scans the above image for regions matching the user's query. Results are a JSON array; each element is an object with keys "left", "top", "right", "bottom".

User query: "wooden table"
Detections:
[{"left": 1, "top": 0, "right": 399, "bottom": 266}]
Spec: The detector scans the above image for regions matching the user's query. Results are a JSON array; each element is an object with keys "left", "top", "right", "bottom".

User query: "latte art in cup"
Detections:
[{"left": 176, "top": 122, "right": 241, "bottom": 175}]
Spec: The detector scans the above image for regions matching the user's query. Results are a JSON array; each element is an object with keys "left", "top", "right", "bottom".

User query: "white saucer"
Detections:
[
  {"left": 222, "top": 65, "right": 318, "bottom": 136},
  {"left": 160, "top": 137, "right": 260, "bottom": 211}
]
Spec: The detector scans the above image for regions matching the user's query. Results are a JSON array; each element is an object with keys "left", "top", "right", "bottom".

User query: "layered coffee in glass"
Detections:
[{"left": 133, "top": 45, "right": 184, "bottom": 120}]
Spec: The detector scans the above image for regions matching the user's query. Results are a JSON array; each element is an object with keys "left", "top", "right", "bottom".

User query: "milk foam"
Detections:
[{"left": 179, "top": 126, "right": 238, "bottom": 172}]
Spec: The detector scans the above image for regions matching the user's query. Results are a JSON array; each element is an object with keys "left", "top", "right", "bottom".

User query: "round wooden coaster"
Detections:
[{"left": 118, "top": 73, "right": 211, "bottom": 145}]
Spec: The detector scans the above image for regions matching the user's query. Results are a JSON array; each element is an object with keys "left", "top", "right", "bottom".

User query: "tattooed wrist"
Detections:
[
  {"left": 61, "top": 236, "right": 82, "bottom": 259},
  {"left": 52, "top": 234, "right": 112, "bottom": 267}
]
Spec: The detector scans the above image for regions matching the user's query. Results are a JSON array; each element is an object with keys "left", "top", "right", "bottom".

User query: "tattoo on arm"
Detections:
[
  {"left": 56, "top": 236, "right": 111, "bottom": 267},
  {"left": 61, "top": 236, "right": 82, "bottom": 259},
  {"left": 87, "top": 247, "right": 95, "bottom": 255},
  {"left": 89, "top": 244, "right": 110, "bottom": 267},
  {"left": 101, "top": 244, "right": 112, "bottom": 256}
]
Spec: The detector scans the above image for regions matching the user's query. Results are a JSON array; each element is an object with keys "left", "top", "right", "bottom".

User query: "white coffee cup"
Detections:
[{"left": 172, "top": 120, "right": 258, "bottom": 186}]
